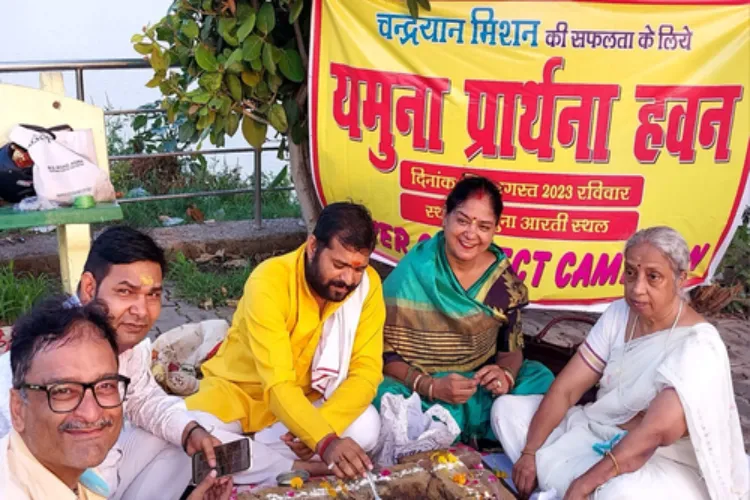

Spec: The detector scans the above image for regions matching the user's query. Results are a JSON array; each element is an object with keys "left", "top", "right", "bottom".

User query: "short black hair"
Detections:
[
  {"left": 445, "top": 176, "right": 504, "bottom": 223},
  {"left": 313, "top": 202, "right": 376, "bottom": 253},
  {"left": 11, "top": 296, "right": 118, "bottom": 389},
  {"left": 83, "top": 226, "right": 167, "bottom": 285}
]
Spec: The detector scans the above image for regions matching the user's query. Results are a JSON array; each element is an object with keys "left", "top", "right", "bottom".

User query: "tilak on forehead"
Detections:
[{"left": 140, "top": 274, "right": 155, "bottom": 287}]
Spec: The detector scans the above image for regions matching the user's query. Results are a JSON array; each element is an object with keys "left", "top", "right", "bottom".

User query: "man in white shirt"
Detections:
[
  {"left": 0, "top": 226, "right": 221, "bottom": 499},
  {"left": 0, "top": 297, "right": 124, "bottom": 499}
]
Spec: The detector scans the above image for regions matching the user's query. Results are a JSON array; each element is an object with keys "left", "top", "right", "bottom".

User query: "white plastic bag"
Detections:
[
  {"left": 8, "top": 125, "right": 115, "bottom": 205},
  {"left": 372, "top": 392, "right": 461, "bottom": 466}
]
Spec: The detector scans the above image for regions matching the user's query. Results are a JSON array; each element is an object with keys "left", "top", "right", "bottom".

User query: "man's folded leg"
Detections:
[{"left": 100, "top": 423, "right": 192, "bottom": 500}]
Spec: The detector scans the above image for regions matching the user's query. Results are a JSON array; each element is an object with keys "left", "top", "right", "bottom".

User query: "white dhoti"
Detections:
[
  {"left": 193, "top": 404, "right": 380, "bottom": 486},
  {"left": 99, "top": 423, "right": 191, "bottom": 500}
]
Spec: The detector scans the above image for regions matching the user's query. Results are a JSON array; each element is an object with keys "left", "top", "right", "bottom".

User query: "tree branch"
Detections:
[
  {"left": 241, "top": 108, "right": 270, "bottom": 125},
  {"left": 294, "top": 20, "right": 309, "bottom": 71}
]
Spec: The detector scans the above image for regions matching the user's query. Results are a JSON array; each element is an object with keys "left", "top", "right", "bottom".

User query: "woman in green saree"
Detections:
[{"left": 374, "top": 176, "right": 554, "bottom": 445}]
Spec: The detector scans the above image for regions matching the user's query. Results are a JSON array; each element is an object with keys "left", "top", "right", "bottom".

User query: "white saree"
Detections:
[{"left": 495, "top": 300, "right": 749, "bottom": 500}]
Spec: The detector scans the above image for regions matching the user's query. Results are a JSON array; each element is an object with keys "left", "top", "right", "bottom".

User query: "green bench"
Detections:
[{"left": 0, "top": 74, "right": 123, "bottom": 293}]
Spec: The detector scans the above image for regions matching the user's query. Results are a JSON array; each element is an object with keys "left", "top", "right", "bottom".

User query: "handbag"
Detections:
[{"left": 523, "top": 315, "right": 599, "bottom": 404}]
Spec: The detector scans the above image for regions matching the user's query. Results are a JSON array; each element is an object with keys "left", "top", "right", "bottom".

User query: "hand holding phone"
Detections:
[{"left": 192, "top": 438, "right": 251, "bottom": 485}]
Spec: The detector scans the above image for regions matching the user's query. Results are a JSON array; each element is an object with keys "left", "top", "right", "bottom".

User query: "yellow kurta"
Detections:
[{"left": 187, "top": 244, "right": 385, "bottom": 450}]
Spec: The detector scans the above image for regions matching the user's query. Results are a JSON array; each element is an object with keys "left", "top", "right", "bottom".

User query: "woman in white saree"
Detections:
[{"left": 493, "top": 227, "right": 749, "bottom": 500}]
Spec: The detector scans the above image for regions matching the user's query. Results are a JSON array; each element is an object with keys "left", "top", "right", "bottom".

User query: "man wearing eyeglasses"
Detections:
[
  {"left": 0, "top": 226, "right": 222, "bottom": 499},
  {"left": 0, "top": 297, "right": 126, "bottom": 499}
]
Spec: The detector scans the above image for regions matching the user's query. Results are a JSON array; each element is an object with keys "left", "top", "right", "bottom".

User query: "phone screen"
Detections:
[{"left": 192, "top": 438, "right": 252, "bottom": 484}]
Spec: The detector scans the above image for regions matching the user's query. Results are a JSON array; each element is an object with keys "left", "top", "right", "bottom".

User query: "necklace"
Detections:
[{"left": 617, "top": 300, "right": 684, "bottom": 412}]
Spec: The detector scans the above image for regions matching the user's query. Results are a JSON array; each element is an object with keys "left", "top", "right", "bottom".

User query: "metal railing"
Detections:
[{"left": 0, "top": 58, "right": 290, "bottom": 228}]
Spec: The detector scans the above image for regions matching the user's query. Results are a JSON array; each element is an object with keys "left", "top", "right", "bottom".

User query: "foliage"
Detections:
[
  {"left": 0, "top": 263, "right": 57, "bottom": 326},
  {"left": 715, "top": 211, "right": 750, "bottom": 316},
  {"left": 135, "top": 0, "right": 430, "bottom": 153},
  {"left": 167, "top": 251, "right": 253, "bottom": 307},
  {"left": 106, "top": 104, "right": 300, "bottom": 227}
]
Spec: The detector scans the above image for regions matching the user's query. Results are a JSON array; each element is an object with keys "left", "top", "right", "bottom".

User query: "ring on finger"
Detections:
[{"left": 327, "top": 462, "right": 336, "bottom": 470}]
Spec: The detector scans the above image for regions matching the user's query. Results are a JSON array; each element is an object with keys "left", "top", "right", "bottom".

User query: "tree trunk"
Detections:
[{"left": 289, "top": 137, "right": 321, "bottom": 233}]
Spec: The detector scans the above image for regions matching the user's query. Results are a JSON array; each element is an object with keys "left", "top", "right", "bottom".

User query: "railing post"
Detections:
[
  {"left": 75, "top": 68, "right": 84, "bottom": 101},
  {"left": 254, "top": 148, "right": 262, "bottom": 229}
]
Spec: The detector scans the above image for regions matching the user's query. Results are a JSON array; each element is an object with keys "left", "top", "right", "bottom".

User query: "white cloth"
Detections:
[
  {"left": 493, "top": 299, "right": 749, "bottom": 500},
  {"left": 193, "top": 403, "right": 381, "bottom": 486},
  {"left": 311, "top": 272, "right": 370, "bottom": 400},
  {"left": 373, "top": 392, "right": 461, "bottom": 466},
  {"left": 0, "top": 339, "right": 196, "bottom": 498},
  {"left": 99, "top": 423, "right": 190, "bottom": 500}
]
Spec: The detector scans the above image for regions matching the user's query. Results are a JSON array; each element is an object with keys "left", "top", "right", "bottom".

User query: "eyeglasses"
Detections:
[{"left": 19, "top": 375, "right": 131, "bottom": 413}]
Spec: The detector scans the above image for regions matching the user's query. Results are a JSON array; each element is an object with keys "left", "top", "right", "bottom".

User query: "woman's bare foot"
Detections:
[{"left": 293, "top": 460, "right": 331, "bottom": 477}]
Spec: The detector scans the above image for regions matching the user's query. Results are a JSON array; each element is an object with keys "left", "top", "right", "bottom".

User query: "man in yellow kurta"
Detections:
[{"left": 188, "top": 202, "right": 385, "bottom": 484}]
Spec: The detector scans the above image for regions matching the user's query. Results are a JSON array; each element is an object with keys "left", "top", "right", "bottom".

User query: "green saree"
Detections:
[{"left": 373, "top": 232, "right": 554, "bottom": 443}]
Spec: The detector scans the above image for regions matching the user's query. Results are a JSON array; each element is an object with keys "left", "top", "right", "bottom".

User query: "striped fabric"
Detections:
[{"left": 578, "top": 340, "right": 606, "bottom": 375}]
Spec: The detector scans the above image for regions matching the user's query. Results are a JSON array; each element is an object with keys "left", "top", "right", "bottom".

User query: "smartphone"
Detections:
[{"left": 191, "top": 438, "right": 252, "bottom": 485}]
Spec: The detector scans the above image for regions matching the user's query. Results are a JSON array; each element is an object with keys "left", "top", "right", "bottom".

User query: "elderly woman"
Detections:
[
  {"left": 494, "top": 226, "right": 749, "bottom": 500},
  {"left": 373, "top": 176, "right": 554, "bottom": 444}
]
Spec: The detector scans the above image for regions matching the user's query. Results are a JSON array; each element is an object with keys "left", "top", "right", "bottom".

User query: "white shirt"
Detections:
[{"left": 0, "top": 338, "right": 193, "bottom": 447}]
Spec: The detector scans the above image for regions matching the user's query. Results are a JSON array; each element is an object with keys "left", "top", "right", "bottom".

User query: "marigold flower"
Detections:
[
  {"left": 452, "top": 473, "right": 467, "bottom": 485},
  {"left": 289, "top": 477, "right": 303, "bottom": 489}
]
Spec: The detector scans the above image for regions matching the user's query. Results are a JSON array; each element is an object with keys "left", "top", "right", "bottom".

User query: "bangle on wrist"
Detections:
[
  {"left": 412, "top": 374, "right": 424, "bottom": 393},
  {"left": 605, "top": 451, "right": 621, "bottom": 476},
  {"left": 428, "top": 380, "right": 434, "bottom": 402},
  {"left": 520, "top": 448, "right": 537, "bottom": 457},
  {"left": 498, "top": 366, "right": 516, "bottom": 390},
  {"left": 182, "top": 423, "right": 204, "bottom": 453},
  {"left": 317, "top": 434, "right": 337, "bottom": 459}
]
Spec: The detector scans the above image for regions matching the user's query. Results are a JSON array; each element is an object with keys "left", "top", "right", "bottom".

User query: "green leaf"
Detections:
[
  {"left": 195, "top": 45, "right": 219, "bottom": 72},
  {"left": 181, "top": 19, "right": 200, "bottom": 39},
  {"left": 134, "top": 43, "right": 153, "bottom": 55},
  {"left": 225, "top": 48, "right": 243, "bottom": 68},
  {"left": 407, "top": 0, "right": 418, "bottom": 18},
  {"left": 145, "top": 71, "right": 166, "bottom": 88},
  {"left": 254, "top": 80, "right": 271, "bottom": 99},
  {"left": 236, "top": 3, "right": 254, "bottom": 21},
  {"left": 236, "top": 11, "right": 256, "bottom": 42},
  {"left": 179, "top": 120, "right": 196, "bottom": 142},
  {"left": 218, "top": 17, "right": 239, "bottom": 46},
  {"left": 268, "top": 103, "right": 288, "bottom": 133},
  {"left": 257, "top": 3, "right": 276, "bottom": 34},
  {"left": 226, "top": 73, "right": 243, "bottom": 101},
  {"left": 199, "top": 72, "right": 223, "bottom": 92},
  {"left": 131, "top": 34, "right": 144, "bottom": 43},
  {"left": 417, "top": 0, "right": 431, "bottom": 11},
  {"left": 202, "top": 0, "right": 213, "bottom": 10},
  {"left": 133, "top": 115, "right": 148, "bottom": 130},
  {"left": 262, "top": 43, "right": 276, "bottom": 74},
  {"left": 278, "top": 49, "right": 304, "bottom": 83},
  {"left": 242, "top": 116, "right": 268, "bottom": 148},
  {"left": 189, "top": 90, "right": 213, "bottom": 104},
  {"left": 226, "top": 112, "right": 241, "bottom": 136},
  {"left": 250, "top": 57, "right": 263, "bottom": 71},
  {"left": 241, "top": 71, "right": 261, "bottom": 86},
  {"left": 283, "top": 98, "right": 300, "bottom": 126},
  {"left": 150, "top": 47, "right": 169, "bottom": 71},
  {"left": 208, "top": 96, "right": 224, "bottom": 109},
  {"left": 242, "top": 35, "right": 263, "bottom": 61},
  {"left": 267, "top": 72, "right": 283, "bottom": 92},
  {"left": 289, "top": 0, "right": 304, "bottom": 24}
]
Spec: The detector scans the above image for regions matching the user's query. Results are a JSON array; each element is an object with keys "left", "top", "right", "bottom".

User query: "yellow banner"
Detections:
[{"left": 310, "top": 0, "right": 750, "bottom": 308}]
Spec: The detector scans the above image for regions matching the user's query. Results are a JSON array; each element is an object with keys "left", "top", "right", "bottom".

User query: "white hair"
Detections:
[{"left": 624, "top": 226, "right": 690, "bottom": 298}]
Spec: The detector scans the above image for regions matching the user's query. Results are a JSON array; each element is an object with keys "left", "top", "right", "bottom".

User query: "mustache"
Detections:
[
  {"left": 59, "top": 418, "right": 114, "bottom": 432},
  {"left": 329, "top": 280, "right": 356, "bottom": 291}
]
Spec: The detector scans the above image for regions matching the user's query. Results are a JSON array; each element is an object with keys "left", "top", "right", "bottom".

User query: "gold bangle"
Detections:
[
  {"left": 520, "top": 448, "right": 536, "bottom": 457},
  {"left": 412, "top": 374, "right": 424, "bottom": 393},
  {"left": 498, "top": 366, "right": 516, "bottom": 389},
  {"left": 605, "top": 451, "right": 620, "bottom": 476}
]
